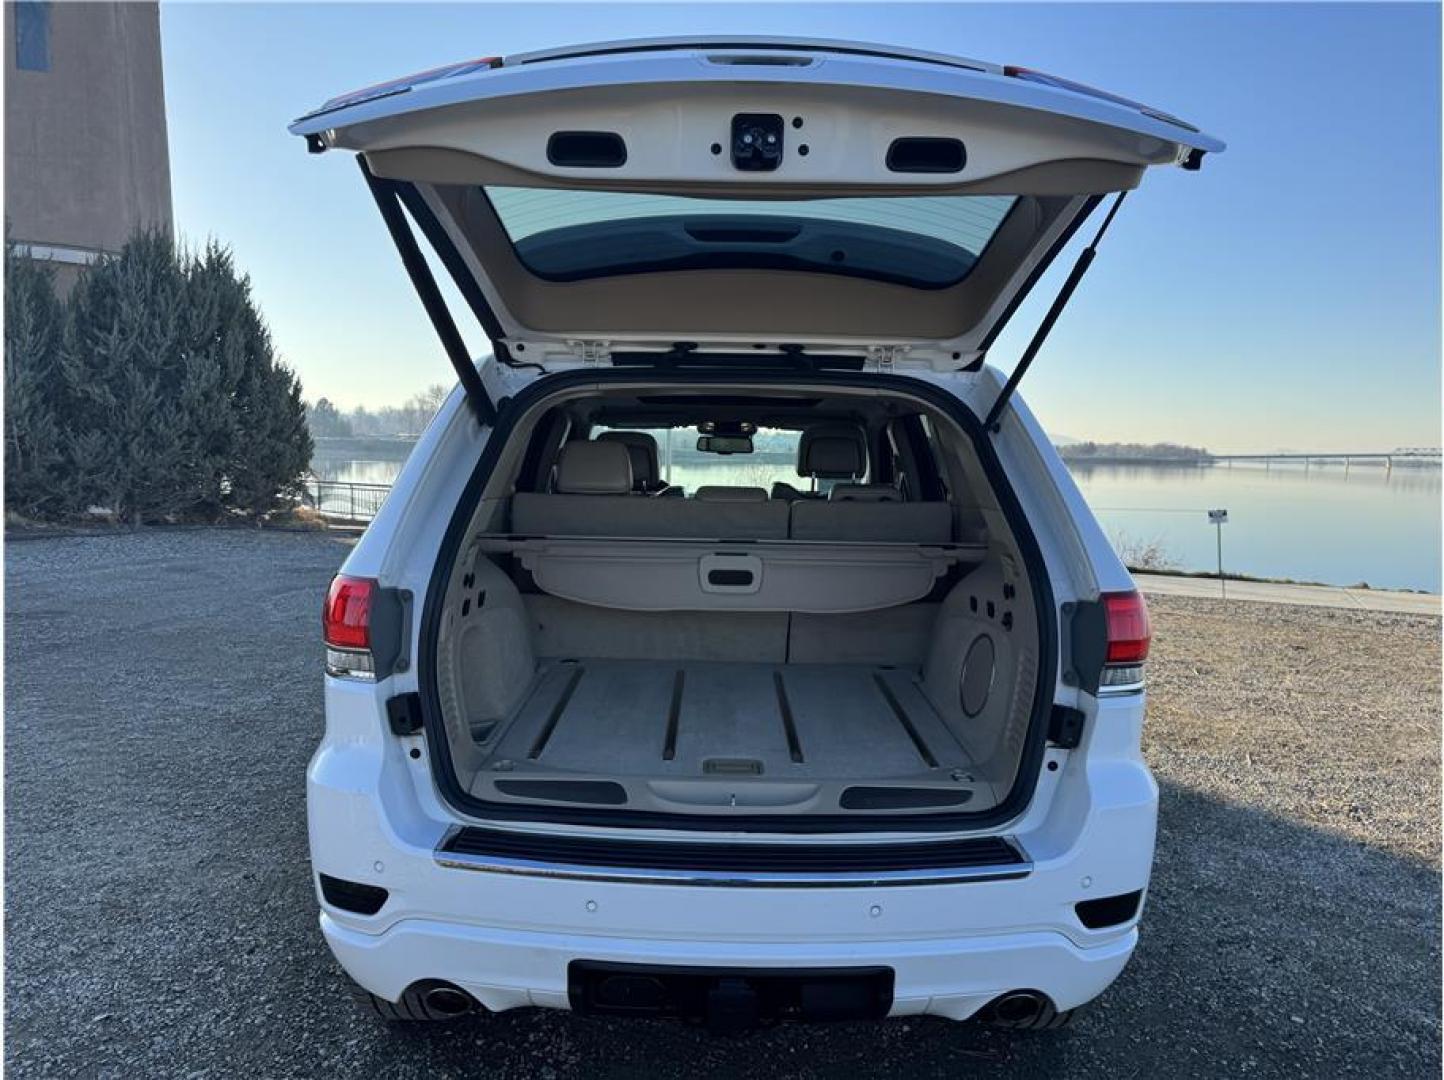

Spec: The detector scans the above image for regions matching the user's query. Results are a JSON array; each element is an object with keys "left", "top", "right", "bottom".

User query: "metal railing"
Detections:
[{"left": 303, "top": 479, "right": 392, "bottom": 523}]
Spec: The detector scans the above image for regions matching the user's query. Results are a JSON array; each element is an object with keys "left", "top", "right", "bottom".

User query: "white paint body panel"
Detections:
[
  {"left": 292, "top": 41, "right": 1221, "bottom": 158},
  {"left": 311, "top": 359, "right": 1153, "bottom": 1020}
]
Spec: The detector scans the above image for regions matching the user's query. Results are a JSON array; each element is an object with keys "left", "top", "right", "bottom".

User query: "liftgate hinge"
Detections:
[
  {"left": 570, "top": 340, "right": 612, "bottom": 365},
  {"left": 867, "top": 345, "right": 909, "bottom": 372}
]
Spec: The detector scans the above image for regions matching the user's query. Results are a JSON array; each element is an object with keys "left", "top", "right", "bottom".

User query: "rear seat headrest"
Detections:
[
  {"left": 694, "top": 486, "right": 770, "bottom": 502},
  {"left": 596, "top": 431, "right": 660, "bottom": 487},
  {"left": 829, "top": 483, "right": 902, "bottom": 502},
  {"left": 798, "top": 424, "right": 865, "bottom": 479},
  {"left": 555, "top": 440, "right": 632, "bottom": 495}
]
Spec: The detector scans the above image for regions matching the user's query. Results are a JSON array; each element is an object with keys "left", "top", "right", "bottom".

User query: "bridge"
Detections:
[{"left": 1208, "top": 448, "right": 1440, "bottom": 472}]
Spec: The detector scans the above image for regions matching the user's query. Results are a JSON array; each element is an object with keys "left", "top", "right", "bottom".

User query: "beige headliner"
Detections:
[{"left": 391, "top": 162, "right": 1125, "bottom": 345}]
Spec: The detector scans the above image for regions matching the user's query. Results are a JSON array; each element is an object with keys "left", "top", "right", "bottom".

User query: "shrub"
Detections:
[{"left": 1110, "top": 530, "right": 1177, "bottom": 572}]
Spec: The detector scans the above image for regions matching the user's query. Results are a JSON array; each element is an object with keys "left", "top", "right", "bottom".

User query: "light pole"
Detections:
[{"left": 1208, "top": 509, "right": 1229, "bottom": 599}]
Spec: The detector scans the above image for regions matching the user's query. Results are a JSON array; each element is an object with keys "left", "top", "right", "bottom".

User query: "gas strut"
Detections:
[
  {"left": 983, "top": 191, "right": 1127, "bottom": 434},
  {"left": 359, "top": 157, "right": 498, "bottom": 426}
]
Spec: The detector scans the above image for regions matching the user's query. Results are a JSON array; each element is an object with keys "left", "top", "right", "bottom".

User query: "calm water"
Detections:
[
  {"left": 312, "top": 452, "right": 1442, "bottom": 593},
  {"left": 1070, "top": 461, "right": 1440, "bottom": 593}
]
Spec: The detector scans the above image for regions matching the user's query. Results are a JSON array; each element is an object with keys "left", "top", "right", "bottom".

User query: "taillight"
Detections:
[
  {"left": 1100, "top": 590, "right": 1150, "bottom": 688},
  {"left": 324, "top": 575, "right": 376, "bottom": 679}
]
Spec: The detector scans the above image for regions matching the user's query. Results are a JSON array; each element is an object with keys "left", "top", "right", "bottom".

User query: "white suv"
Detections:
[{"left": 294, "top": 37, "right": 1220, "bottom": 1032}]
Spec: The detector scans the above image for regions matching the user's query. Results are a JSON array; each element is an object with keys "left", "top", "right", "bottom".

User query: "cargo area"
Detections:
[
  {"left": 426, "top": 380, "right": 1048, "bottom": 824},
  {"left": 472, "top": 656, "right": 980, "bottom": 812}
]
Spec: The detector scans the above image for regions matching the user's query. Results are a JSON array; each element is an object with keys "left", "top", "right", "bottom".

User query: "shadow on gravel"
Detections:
[{"left": 3, "top": 531, "right": 1440, "bottom": 1078}]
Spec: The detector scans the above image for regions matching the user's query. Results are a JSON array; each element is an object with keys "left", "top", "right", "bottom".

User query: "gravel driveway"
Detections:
[{"left": 5, "top": 530, "right": 1439, "bottom": 1078}]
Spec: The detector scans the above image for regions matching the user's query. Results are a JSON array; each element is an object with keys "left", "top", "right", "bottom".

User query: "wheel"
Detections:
[
  {"left": 349, "top": 979, "right": 478, "bottom": 1023},
  {"left": 979, "top": 991, "right": 1084, "bottom": 1031}
]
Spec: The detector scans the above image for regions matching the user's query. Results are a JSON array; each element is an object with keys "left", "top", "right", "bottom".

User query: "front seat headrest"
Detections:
[
  {"left": 555, "top": 440, "right": 632, "bottom": 495},
  {"left": 798, "top": 424, "right": 865, "bottom": 480},
  {"left": 596, "top": 431, "right": 660, "bottom": 489}
]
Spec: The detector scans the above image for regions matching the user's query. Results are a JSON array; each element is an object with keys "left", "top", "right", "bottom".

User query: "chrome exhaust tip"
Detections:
[
  {"left": 422, "top": 984, "right": 475, "bottom": 1017},
  {"left": 984, "top": 989, "right": 1048, "bottom": 1027}
]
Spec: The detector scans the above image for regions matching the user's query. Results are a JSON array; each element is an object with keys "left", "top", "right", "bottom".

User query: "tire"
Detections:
[
  {"left": 349, "top": 979, "right": 478, "bottom": 1023},
  {"left": 980, "top": 992, "right": 1083, "bottom": 1032}
]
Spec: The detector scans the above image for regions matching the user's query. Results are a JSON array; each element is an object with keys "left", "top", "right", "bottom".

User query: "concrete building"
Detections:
[{"left": 4, "top": 1, "right": 172, "bottom": 291}]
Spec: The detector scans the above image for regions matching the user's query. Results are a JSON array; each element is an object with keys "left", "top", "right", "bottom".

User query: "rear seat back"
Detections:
[
  {"left": 789, "top": 500, "right": 952, "bottom": 543},
  {"left": 829, "top": 483, "right": 902, "bottom": 502},
  {"left": 694, "top": 486, "right": 769, "bottom": 502},
  {"left": 513, "top": 441, "right": 788, "bottom": 538},
  {"left": 789, "top": 427, "right": 951, "bottom": 541},
  {"left": 513, "top": 440, "right": 947, "bottom": 543},
  {"left": 514, "top": 493, "right": 789, "bottom": 539}
]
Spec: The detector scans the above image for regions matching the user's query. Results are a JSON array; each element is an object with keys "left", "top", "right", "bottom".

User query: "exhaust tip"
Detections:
[
  {"left": 982, "top": 989, "right": 1051, "bottom": 1029},
  {"left": 422, "top": 984, "right": 475, "bottom": 1018}
]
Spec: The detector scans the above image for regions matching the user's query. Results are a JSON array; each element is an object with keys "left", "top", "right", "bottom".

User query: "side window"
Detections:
[{"left": 15, "top": 1, "right": 51, "bottom": 72}]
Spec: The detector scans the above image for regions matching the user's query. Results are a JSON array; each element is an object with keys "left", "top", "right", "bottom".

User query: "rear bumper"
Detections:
[
  {"left": 311, "top": 681, "right": 1156, "bottom": 1021},
  {"left": 322, "top": 911, "right": 1137, "bottom": 1020}
]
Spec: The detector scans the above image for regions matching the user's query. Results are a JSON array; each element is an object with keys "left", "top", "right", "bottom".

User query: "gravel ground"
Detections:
[{"left": 5, "top": 530, "right": 1439, "bottom": 1078}]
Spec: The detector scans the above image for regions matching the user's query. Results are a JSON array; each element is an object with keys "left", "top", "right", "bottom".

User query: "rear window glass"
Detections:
[
  {"left": 593, "top": 427, "right": 856, "bottom": 494},
  {"left": 485, "top": 187, "right": 1016, "bottom": 289}
]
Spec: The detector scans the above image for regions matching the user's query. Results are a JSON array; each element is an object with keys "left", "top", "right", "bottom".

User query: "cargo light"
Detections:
[
  {"left": 324, "top": 574, "right": 377, "bottom": 680},
  {"left": 1100, "top": 589, "right": 1150, "bottom": 689}
]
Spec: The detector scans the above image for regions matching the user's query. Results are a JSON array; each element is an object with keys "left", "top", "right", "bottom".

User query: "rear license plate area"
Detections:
[{"left": 568, "top": 961, "right": 893, "bottom": 1032}]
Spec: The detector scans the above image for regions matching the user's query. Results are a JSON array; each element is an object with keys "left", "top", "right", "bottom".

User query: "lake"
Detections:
[
  {"left": 1069, "top": 461, "right": 1440, "bottom": 593},
  {"left": 311, "top": 450, "right": 1442, "bottom": 593}
]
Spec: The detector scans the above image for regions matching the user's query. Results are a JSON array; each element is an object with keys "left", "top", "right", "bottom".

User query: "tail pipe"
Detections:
[
  {"left": 983, "top": 989, "right": 1051, "bottom": 1028},
  {"left": 422, "top": 983, "right": 476, "bottom": 1018}
]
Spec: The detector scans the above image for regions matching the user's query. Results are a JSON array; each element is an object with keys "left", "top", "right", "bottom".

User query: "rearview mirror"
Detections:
[{"left": 697, "top": 435, "right": 754, "bottom": 455}]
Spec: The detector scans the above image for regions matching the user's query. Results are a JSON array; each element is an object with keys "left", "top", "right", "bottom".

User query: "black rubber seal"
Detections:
[{"left": 417, "top": 369, "right": 1058, "bottom": 834}]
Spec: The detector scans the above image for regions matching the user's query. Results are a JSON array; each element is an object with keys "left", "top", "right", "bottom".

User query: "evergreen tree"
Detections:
[
  {"left": 209, "top": 252, "right": 312, "bottom": 518},
  {"left": 227, "top": 354, "right": 312, "bottom": 518},
  {"left": 29, "top": 230, "right": 313, "bottom": 524},
  {"left": 3, "top": 242, "right": 66, "bottom": 518},
  {"left": 178, "top": 242, "right": 252, "bottom": 517},
  {"left": 59, "top": 231, "right": 194, "bottom": 523}
]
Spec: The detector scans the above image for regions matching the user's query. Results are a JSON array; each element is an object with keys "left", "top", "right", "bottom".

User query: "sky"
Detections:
[{"left": 158, "top": 2, "right": 1442, "bottom": 453}]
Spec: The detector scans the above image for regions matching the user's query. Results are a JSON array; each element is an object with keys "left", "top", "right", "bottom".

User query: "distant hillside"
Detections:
[{"left": 1060, "top": 441, "right": 1210, "bottom": 462}]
